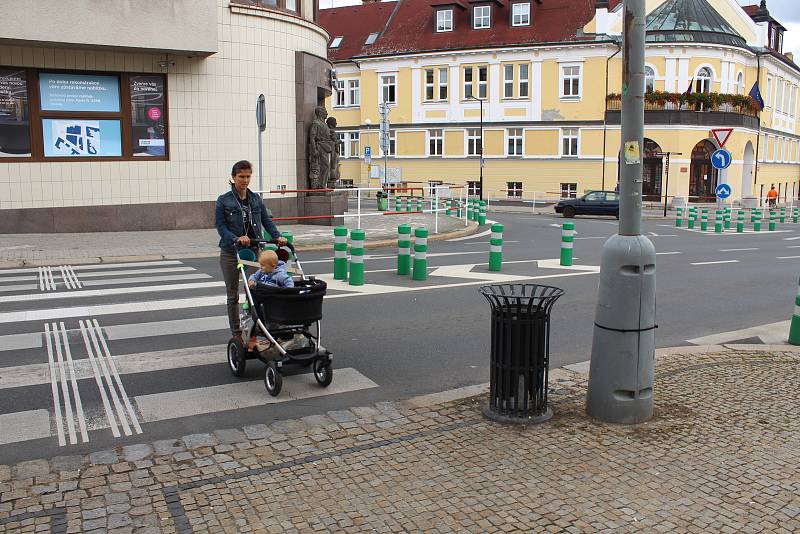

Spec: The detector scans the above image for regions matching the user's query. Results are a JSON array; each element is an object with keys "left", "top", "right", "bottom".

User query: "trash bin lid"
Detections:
[{"left": 479, "top": 283, "right": 564, "bottom": 313}]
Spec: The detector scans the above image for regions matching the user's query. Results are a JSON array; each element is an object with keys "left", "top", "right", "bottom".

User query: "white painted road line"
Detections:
[
  {"left": 44, "top": 324, "right": 66, "bottom": 447},
  {"left": 0, "top": 260, "right": 184, "bottom": 275},
  {"left": 776, "top": 256, "right": 800, "bottom": 259},
  {"left": 691, "top": 260, "right": 740, "bottom": 266},
  {"left": 105, "top": 316, "right": 228, "bottom": 341},
  {"left": 79, "top": 320, "right": 122, "bottom": 438},
  {"left": 0, "top": 281, "right": 223, "bottom": 304},
  {"left": 135, "top": 368, "right": 378, "bottom": 423},
  {"left": 655, "top": 252, "right": 681, "bottom": 255},
  {"left": 0, "top": 283, "right": 39, "bottom": 293},
  {"left": 0, "top": 410, "right": 51, "bottom": 446},
  {"left": 719, "top": 248, "right": 759, "bottom": 252},
  {"left": 52, "top": 322, "right": 77, "bottom": 445},
  {"left": 787, "top": 245, "right": 800, "bottom": 249},
  {"left": 75, "top": 266, "right": 196, "bottom": 278},
  {"left": 0, "top": 332, "right": 42, "bottom": 351},
  {"left": 783, "top": 236, "right": 800, "bottom": 241},
  {"left": 80, "top": 273, "right": 211, "bottom": 287},
  {"left": 57, "top": 322, "right": 89, "bottom": 444}
]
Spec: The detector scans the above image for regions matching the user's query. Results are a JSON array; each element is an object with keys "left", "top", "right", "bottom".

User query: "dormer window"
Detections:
[
  {"left": 329, "top": 36, "right": 343, "bottom": 49},
  {"left": 365, "top": 32, "right": 379, "bottom": 45},
  {"left": 473, "top": 5, "right": 490, "bottom": 29},
  {"left": 511, "top": 3, "right": 530, "bottom": 26},
  {"left": 436, "top": 9, "right": 453, "bottom": 32}
]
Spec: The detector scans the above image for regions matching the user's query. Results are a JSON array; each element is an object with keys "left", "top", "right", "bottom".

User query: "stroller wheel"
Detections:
[
  {"left": 313, "top": 359, "right": 333, "bottom": 387},
  {"left": 227, "top": 337, "right": 247, "bottom": 377},
  {"left": 264, "top": 362, "right": 283, "bottom": 397}
]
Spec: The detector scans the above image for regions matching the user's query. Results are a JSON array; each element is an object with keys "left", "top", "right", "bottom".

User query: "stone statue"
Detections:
[
  {"left": 326, "top": 116, "right": 341, "bottom": 186},
  {"left": 308, "top": 106, "right": 334, "bottom": 190}
]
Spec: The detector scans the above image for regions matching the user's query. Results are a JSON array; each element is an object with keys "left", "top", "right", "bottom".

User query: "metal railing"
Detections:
[{"left": 606, "top": 94, "right": 759, "bottom": 117}]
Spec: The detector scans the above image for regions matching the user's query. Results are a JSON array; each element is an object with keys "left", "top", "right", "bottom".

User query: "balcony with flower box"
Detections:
[{"left": 605, "top": 91, "right": 760, "bottom": 129}]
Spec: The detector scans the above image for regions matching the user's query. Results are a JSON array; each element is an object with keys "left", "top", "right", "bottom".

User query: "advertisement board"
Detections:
[
  {"left": 42, "top": 119, "right": 122, "bottom": 157},
  {"left": 0, "top": 68, "right": 31, "bottom": 157},
  {"left": 130, "top": 75, "right": 166, "bottom": 156},
  {"left": 39, "top": 73, "right": 120, "bottom": 112}
]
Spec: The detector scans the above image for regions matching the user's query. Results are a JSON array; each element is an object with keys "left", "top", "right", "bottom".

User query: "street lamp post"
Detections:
[{"left": 466, "top": 95, "right": 484, "bottom": 201}]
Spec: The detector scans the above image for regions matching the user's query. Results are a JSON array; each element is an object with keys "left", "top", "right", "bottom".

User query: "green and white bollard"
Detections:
[
  {"left": 790, "top": 276, "right": 800, "bottom": 346},
  {"left": 412, "top": 227, "right": 428, "bottom": 281},
  {"left": 397, "top": 224, "right": 412, "bottom": 276},
  {"left": 780, "top": 207, "right": 786, "bottom": 223},
  {"left": 560, "top": 222, "right": 574, "bottom": 266},
  {"left": 769, "top": 211, "right": 776, "bottom": 231},
  {"left": 750, "top": 209, "right": 757, "bottom": 223},
  {"left": 724, "top": 208, "right": 731, "bottom": 230},
  {"left": 446, "top": 199, "right": 453, "bottom": 216},
  {"left": 714, "top": 210, "right": 723, "bottom": 233},
  {"left": 688, "top": 211, "right": 696, "bottom": 229},
  {"left": 402, "top": 196, "right": 409, "bottom": 212},
  {"left": 416, "top": 196, "right": 423, "bottom": 212},
  {"left": 754, "top": 212, "right": 762, "bottom": 232},
  {"left": 478, "top": 201, "right": 487, "bottom": 225},
  {"left": 349, "top": 229, "right": 365, "bottom": 286},
  {"left": 394, "top": 196, "right": 402, "bottom": 212},
  {"left": 333, "top": 226, "right": 348, "bottom": 280},
  {"left": 489, "top": 223, "right": 504, "bottom": 272},
  {"left": 794, "top": 208, "right": 798, "bottom": 224},
  {"left": 736, "top": 210, "right": 745, "bottom": 233},
  {"left": 676, "top": 207, "right": 683, "bottom": 228},
  {"left": 700, "top": 209, "right": 708, "bottom": 232}
]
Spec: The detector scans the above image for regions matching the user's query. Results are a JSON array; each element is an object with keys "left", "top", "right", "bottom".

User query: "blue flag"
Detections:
[{"left": 749, "top": 81, "right": 765, "bottom": 110}]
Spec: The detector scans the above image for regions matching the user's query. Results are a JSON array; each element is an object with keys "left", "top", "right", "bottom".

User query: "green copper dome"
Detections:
[{"left": 646, "top": 0, "right": 748, "bottom": 48}]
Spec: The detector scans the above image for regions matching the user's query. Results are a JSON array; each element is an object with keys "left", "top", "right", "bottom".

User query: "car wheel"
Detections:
[{"left": 563, "top": 206, "right": 576, "bottom": 218}]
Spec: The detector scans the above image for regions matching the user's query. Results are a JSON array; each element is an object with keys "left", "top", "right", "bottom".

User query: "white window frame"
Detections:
[
  {"left": 473, "top": 5, "right": 491, "bottom": 29},
  {"left": 336, "top": 132, "right": 346, "bottom": 158},
  {"left": 503, "top": 64, "right": 514, "bottom": 99},
  {"left": 766, "top": 77, "right": 773, "bottom": 107},
  {"left": 467, "top": 128, "right": 482, "bottom": 156},
  {"left": 383, "top": 130, "right": 396, "bottom": 157},
  {"left": 511, "top": 3, "right": 530, "bottom": 26},
  {"left": 424, "top": 67, "right": 448, "bottom": 102},
  {"left": 428, "top": 129, "right": 443, "bottom": 156},
  {"left": 348, "top": 79, "right": 360, "bottom": 106},
  {"left": 436, "top": 9, "right": 453, "bottom": 32},
  {"left": 334, "top": 80, "right": 346, "bottom": 107},
  {"left": 695, "top": 67, "right": 713, "bottom": 94},
  {"left": 467, "top": 181, "right": 481, "bottom": 197},
  {"left": 365, "top": 32, "right": 379, "bottom": 46},
  {"left": 348, "top": 132, "right": 360, "bottom": 159},
  {"left": 507, "top": 128, "right": 523, "bottom": 156},
  {"left": 477, "top": 66, "right": 488, "bottom": 99},
  {"left": 560, "top": 183, "right": 577, "bottom": 199},
  {"left": 644, "top": 66, "right": 655, "bottom": 93},
  {"left": 735, "top": 72, "right": 744, "bottom": 95},
  {"left": 561, "top": 128, "right": 579, "bottom": 157},
  {"left": 518, "top": 63, "right": 529, "bottom": 98},
  {"left": 380, "top": 74, "right": 397, "bottom": 105},
  {"left": 329, "top": 36, "right": 343, "bottom": 49},
  {"left": 507, "top": 181, "right": 523, "bottom": 198},
  {"left": 463, "top": 66, "right": 474, "bottom": 99},
  {"left": 560, "top": 64, "right": 582, "bottom": 99}
]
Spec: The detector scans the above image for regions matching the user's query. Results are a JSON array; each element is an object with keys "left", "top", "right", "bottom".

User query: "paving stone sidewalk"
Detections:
[
  {"left": 1, "top": 347, "right": 799, "bottom": 533},
  {"left": 0, "top": 213, "right": 475, "bottom": 268}
]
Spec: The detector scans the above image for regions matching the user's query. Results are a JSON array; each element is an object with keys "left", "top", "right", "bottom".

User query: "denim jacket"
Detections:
[{"left": 215, "top": 187, "right": 281, "bottom": 251}]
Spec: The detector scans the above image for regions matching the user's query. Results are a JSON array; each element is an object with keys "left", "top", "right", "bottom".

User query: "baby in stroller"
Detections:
[{"left": 248, "top": 249, "right": 294, "bottom": 289}]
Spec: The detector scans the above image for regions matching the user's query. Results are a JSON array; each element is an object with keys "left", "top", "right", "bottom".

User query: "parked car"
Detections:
[{"left": 554, "top": 190, "right": 620, "bottom": 218}]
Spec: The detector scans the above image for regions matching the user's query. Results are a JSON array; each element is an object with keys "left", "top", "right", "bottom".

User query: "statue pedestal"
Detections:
[{"left": 303, "top": 190, "right": 348, "bottom": 226}]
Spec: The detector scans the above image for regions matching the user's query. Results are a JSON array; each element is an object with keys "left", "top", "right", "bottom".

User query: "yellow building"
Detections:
[{"left": 319, "top": 0, "right": 800, "bottom": 204}]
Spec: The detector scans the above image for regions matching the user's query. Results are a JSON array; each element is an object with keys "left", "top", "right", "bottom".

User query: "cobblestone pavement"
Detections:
[
  {"left": 0, "top": 213, "right": 474, "bottom": 267},
  {"left": 1, "top": 348, "right": 798, "bottom": 533}
]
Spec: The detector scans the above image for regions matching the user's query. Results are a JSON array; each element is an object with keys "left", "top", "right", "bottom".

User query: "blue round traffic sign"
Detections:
[
  {"left": 715, "top": 183, "right": 732, "bottom": 199},
  {"left": 711, "top": 149, "right": 732, "bottom": 170}
]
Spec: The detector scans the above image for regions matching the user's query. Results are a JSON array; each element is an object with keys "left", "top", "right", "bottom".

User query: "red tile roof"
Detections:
[
  {"left": 319, "top": 2, "right": 397, "bottom": 62},
  {"left": 740, "top": 4, "right": 759, "bottom": 17},
  {"left": 320, "top": 0, "right": 600, "bottom": 62}
]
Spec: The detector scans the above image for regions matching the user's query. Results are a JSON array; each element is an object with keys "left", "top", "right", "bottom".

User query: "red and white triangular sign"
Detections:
[{"left": 711, "top": 128, "right": 734, "bottom": 148}]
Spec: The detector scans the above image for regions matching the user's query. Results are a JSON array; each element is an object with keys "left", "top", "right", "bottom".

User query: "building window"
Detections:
[
  {"left": 285, "top": 0, "right": 296, "bottom": 12},
  {"left": 429, "top": 129, "right": 443, "bottom": 156},
  {"left": 386, "top": 130, "right": 396, "bottom": 156},
  {"left": 467, "top": 128, "right": 482, "bottom": 156},
  {"left": 365, "top": 32, "right": 379, "bottom": 46},
  {"left": 735, "top": 72, "right": 744, "bottom": 95},
  {"left": 348, "top": 79, "right": 360, "bottom": 106},
  {"left": 380, "top": 74, "right": 396, "bottom": 104},
  {"left": 336, "top": 132, "right": 346, "bottom": 157},
  {"left": 507, "top": 128, "right": 523, "bottom": 156},
  {"left": 467, "top": 181, "right": 481, "bottom": 197},
  {"left": 519, "top": 64, "right": 529, "bottom": 98},
  {"left": 503, "top": 65, "right": 514, "bottom": 98},
  {"left": 334, "top": 80, "right": 346, "bottom": 107},
  {"left": 329, "top": 36, "right": 343, "bottom": 49},
  {"left": 436, "top": 9, "right": 453, "bottom": 32},
  {"left": 766, "top": 77, "right": 772, "bottom": 107},
  {"left": 340, "top": 179, "right": 354, "bottom": 187},
  {"left": 695, "top": 67, "right": 712, "bottom": 94},
  {"left": 473, "top": 5, "right": 490, "bottom": 29},
  {"left": 561, "top": 128, "right": 579, "bottom": 157},
  {"left": 464, "top": 66, "right": 487, "bottom": 100},
  {"left": 234, "top": 0, "right": 301, "bottom": 16},
  {"left": 644, "top": 66, "right": 655, "bottom": 93},
  {"left": 511, "top": 3, "right": 530, "bottom": 26},
  {"left": 507, "top": 181, "right": 523, "bottom": 198},
  {"left": 425, "top": 67, "right": 448, "bottom": 101},
  {"left": 478, "top": 66, "right": 487, "bottom": 99},
  {"left": 777, "top": 30, "right": 784, "bottom": 53},
  {"left": 348, "top": 132, "right": 360, "bottom": 158},
  {"left": 561, "top": 183, "right": 577, "bottom": 199},
  {"left": 464, "top": 66, "right": 473, "bottom": 99},
  {"left": 561, "top": 65, "right": 581, "bottom": 98}
]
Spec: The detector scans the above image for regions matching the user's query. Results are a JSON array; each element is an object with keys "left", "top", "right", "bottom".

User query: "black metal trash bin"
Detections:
[{"left": 478, "top": 283, "right": 564, "bottom": 424}]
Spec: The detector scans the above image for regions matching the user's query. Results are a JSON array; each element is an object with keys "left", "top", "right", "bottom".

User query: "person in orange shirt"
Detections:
[{"left": 767, "top": 185, "right": 778, "bottom": 208}]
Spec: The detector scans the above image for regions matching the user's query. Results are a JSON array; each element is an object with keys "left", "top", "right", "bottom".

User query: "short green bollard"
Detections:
[
  {"left": 349, "top": 229, "right": 365, "bottom": 286},
  {"left": 333, "top": 226, "right": 348, "bottom": 280},
  {"left": 412, "top": 227, "right": 428, "bottom": 281},
  {"left": 397, "top": 224, "right": 412, "bottom": 276},
  {"left": 780, "top": 207, "right": 786, "bottom": 223},
  {"left": 701, "top": 209, "right": 708, "bottom": 232},
  {"left": 560, "top": 222, "right": 574, "bottom": 266},
  {"left": 769, "top": 211, "right": 776, "bottom": 231},
  {"left": 478, "top": 201, "right": 487, "bottom": 225},
  {"left": 489, "top": 223, "right": 504, "bottom": 272},
  {"left": 736, "top": 210, "right": 744, "bottom": 233},
  {"left": 714, "top": 210, "right": 723, "bottom": 233},
  {"left": 676, "top": 207, "right": 683, "bottom": 228},
  {"left": 790, "top": 276, "right": 800, "bottom": 346}
]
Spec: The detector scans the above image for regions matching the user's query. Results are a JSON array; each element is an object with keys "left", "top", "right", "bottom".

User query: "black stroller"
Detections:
[{"left": 226, "top": 239, "right": 332, "bottom": 396}]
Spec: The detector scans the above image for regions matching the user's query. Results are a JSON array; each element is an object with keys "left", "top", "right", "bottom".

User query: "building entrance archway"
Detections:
[
  {"left": 689, "top": 139, "right": 718, "bottom": 202},
  {"left": 742, "top": 141, "right": 755, "bottom": 197},
  {"left": 642, "top": 138, "right": 663, "bottom": 201}
]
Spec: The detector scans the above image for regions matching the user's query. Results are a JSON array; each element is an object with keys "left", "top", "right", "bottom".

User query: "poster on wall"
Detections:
[
  {"left": 42, "top": 119, "right": 122, "bottom": 157},
  {"left": 129, "top": 75, "right": 166, "bottom": 156},
  {"left": 0, "top": 68, "right": 31, "bottom": 157},
  {"left": 39, "top": 73, "right": 120, "bottom": 112}
]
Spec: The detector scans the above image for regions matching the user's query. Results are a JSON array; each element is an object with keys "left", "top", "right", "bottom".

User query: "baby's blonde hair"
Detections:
[{"left": 258, "top": 249, "right": 279, "bottom": 271}]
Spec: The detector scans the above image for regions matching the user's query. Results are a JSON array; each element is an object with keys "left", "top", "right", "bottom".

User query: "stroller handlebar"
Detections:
[{"left": 237, "top": 238, "right": 295, "bottom": 254}]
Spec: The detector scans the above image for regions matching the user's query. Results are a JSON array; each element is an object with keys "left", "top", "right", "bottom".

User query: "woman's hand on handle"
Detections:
[
  {"left": 237, "top": 235, "right": 251, "bottom": 247},
  {"left": 276, "top": 236, "right": 288, "bottom": 246}
]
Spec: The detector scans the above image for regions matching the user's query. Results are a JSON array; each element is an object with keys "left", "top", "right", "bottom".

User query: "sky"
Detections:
[{"left": 321, "top": 0, "right": 800, "bottom": 59}]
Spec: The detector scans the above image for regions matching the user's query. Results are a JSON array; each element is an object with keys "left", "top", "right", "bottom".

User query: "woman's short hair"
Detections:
[{"left": 231, "top": 160, "right": 253, "bottom": 177}]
